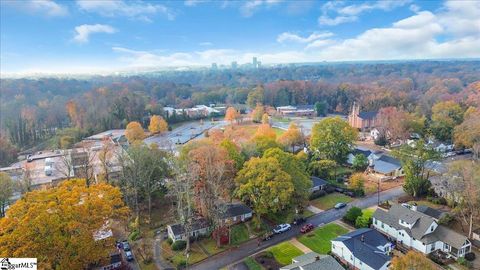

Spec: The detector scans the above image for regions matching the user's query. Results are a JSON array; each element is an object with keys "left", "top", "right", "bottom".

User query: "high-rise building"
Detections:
[
  {"left": 252, "top": 57, "right": 258, "bottom": 68},
  {"left": 211, "top": 63, "right": 218, "bottom": 70},
  {"left": 231, "top": 61, "right": 238, "bottom": 69}
]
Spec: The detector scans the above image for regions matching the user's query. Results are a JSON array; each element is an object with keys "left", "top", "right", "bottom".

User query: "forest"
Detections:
[{"left": 1, "top": 60, "right": 479, "bottom": 165}]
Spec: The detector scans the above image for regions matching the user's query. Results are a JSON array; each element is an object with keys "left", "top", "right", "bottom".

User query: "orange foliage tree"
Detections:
[
  {"left": 278, "top": 122, "right": 304, "bottom": 152},
  {"left": 125, "top": 121, "right": 145, "bottom": 143},
  {"left": 390, "top": 251, "right": 436, "bottom": 270},
  {"left": 148, "top": 115, "right": 168, "bottom": 134},
  {"left": 0, "top": 179, "right": 129, "bottom": 269},
  {"left": 225, "top": 107, "right": 239, "bottom": 125}
]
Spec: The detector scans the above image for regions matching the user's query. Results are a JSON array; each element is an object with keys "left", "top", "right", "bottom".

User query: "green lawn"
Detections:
[
  {"left": 200, "top": 238, "right": 226, "bottom": 255},
  {"left": 310, "top": 193, "right": 353, "bottom": 210},
  {"left": 297, "top": 223, "right": 348, "bottom": 254},
  {"left": 244, "top": 257, "right": 263, "bottom": 270},
  {"left": 161, "top": 241, "right": 208, "bottom": 267},
  {"left": 303, "top": 209, "right": 315, "bottom": 218},
  {"left": 362, "top": 208, "right": 375, "bottom": 219},
  {"left": 273, "top": 127, "right": 285, "bottom": 136},
  {"left": 231, "top": 223, "right": 250, "bottom": 245},
  {"left": 268, "top": 241, "right": 304, "bottom": 265}
]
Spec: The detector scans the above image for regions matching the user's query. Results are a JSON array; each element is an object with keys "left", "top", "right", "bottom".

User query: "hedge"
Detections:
[{"left": 172, "top": 240, "right": 187, "bottom": 251}]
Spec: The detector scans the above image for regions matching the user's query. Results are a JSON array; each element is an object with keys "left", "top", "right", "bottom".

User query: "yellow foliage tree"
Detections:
[
  {"left": 0, "top": 179, "right": 129, "bottom": 269},
  {"left": 278, "top": 122, "right": 304, "bottom": 152},
  {"left": 225, "top": 107, "right": 239, "bottom": 125},
  {"left": 349, "top": 173, "right": 365, "bottom": 192},
  {"left": 390, "top": 251, "right": 436, "bottom": 270},
  {"left": 261, "top": 113, "right": 270, "bottom": 125},
  {"left": 254, "top": 124, "right": 276, "bottom": 140},
  {"left": 148, "top": 115, "right": 168, "bottom": 134},
  {"left": 252, "top": 104, "right": 264, "bottom": 123},
  {"left": 125, "top": 121, "right": 145, "bottom": 143}
]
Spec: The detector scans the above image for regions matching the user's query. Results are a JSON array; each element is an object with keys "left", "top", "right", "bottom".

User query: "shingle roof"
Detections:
[
  {"left": 415, "top": 205, "right": 446, "bottom": 220},
  {"left": 311, "top": 176, "right": 328, "bottom": 187},
  {"left": 374, "top": 204, "right": 468, "bottom": 248},
  {"left": 221, "top": 203, "right": 252, "bottom": 219},
  {"left": 333, "top": 228, "right": 391, "bottom": 270},
  {"left": 352, "top": 148, "right": 372, "bottom": 158},
  {"left": 169, "top": 218, "right": 209, "bottom": 236},
  {"left": 358, "top": 111, "right": 378, "bottom": 120},
  {"left": 373, "top": 155, "right": 401, "bottom": 174},
  {"left": 281, "top": 253, "right": 344, "bottom": 270}
]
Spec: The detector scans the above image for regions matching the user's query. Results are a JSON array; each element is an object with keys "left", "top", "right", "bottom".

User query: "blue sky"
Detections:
[{"left": 1, "top": 0, "right": 479, "bottom": 75}]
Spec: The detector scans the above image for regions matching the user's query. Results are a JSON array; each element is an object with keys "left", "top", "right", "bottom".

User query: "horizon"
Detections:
[{"left": 1, "top": 0, "right": 480, "bottom": 76}]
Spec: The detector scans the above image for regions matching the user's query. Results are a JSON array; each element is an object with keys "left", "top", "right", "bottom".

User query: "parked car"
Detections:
[
  {"left": 300, "top": 223, "right": 314, "bottom": 234},
  {"left": 122, "top": 241, "right": 131, "bottom": 251},
  {"left": 334, "top": 203, "right": 347, "bottom": 209},
  {"left": 293, "top": 217, "right": 306, "bottom": 225},
  {"left": 273, "top": 224, "right": 291, "bottom": 234},
  {"left": 125, "top": 250, "right": 134, "bottom": 261},
  {"left": 344, "top": 191, "right": 355, "bottom": 197},
  {"left": 335, "top": 187, "right": 344, "bottom": 193}
]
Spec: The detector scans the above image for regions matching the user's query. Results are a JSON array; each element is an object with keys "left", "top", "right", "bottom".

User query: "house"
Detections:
[
  {"left": 372, "top": 155, "right": 404, "bottom": 177},
  {"left": 167, "top": 218, "right": 210, "bottom": 242},
  {"left": 220, "top": 203, "right": 253, "bottom": 224},
  {"left": 331, "top": 228, "right": 392, "bottom": 270},
  {"left": 373, "top": 204, "right": 471, "bottom": 258},
  {"left": 276, "top": 105, "right": 315, "bottom": 117},
  {"left": 412, "top": 205, "right": 447, "bottom": 222},
  {"left": 280, "top": 252, "right": 344, "bottom": 270},
  {"left": 348, "top": 102, "right": 379, "bottom": 130},
  {"left": 310, "top": 176, "right": 328, "bottom": 192},
  {"left": 347, "top": 148, "right": 373, "bottom": 166}
]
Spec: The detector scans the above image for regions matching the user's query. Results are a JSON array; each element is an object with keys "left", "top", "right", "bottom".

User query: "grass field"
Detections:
[
  {"left": 273, "top": 127, "right": 285, "bottom": 136},
  {"left": 244, "top": 257, "right": 263, "bottom": 270},
  {"left": 230, "top": 223, "right": 250, "bottom": 245},
  {"left": 310, "top": 193, "right": 353, "bottom": 210},
  {"left": 200, "top": 238, "right": 227, "bottom": 255},
  {"left": 268, "top": 241, "right": 304, "bottom": 265},
  {"left": 297, "top": 223, "right": 349, "bottom": 254},
  {"left": 161, "top": 241, "right": 208, "bottom": 266}
]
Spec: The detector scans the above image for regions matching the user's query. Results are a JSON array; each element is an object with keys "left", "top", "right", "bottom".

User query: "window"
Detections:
[
  {"left": 350, "top": 255, "right": 353, "bottom": 261},
  {"left": 431, "top": 226, "right": 434, "bottom": 232},
  {"left": 381, "top": 223, "right": 384, "bottom": 229}
]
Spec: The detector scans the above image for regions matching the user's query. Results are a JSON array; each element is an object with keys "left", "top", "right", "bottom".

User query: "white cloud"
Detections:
[
  {"left": 76, "top": 0, "right": 175, "bottom": 21},
  {"left": 184, "top": 0, "right": 208, "bottom": 7},
  {"left": 73, "top": 24, "right": 117, "bottom": 43},
  {"left": 6, "top": 0, "right": 68, "bottom": 17},
  {"left": 277, "top": 32, "right": 333, "bottom": 43},
  {"left": 240, "top": 0, "right": 282, "bottom": 17},
  {"left": 319, "top": 0, "right": 411, "bottom": 26}
]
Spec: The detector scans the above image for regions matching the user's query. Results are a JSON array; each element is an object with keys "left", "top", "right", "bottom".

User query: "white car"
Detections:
[{"left": 273, "top": 224, "right": 291, "bottom": 234}]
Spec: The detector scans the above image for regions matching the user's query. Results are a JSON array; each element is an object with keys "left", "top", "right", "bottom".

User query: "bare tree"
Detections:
[
  {"left": 71, "top": 148, "right": 97, "bottom": 187},
  {"left": 98, "top": 139, "right": 113, "bottom": 183}
]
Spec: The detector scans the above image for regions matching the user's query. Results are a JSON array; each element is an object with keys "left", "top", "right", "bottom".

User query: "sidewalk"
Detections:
[
  {"left": 153, "top": 236, "right": 174, "bottom": 270},
  {"left": 307, "top": 205, "right": 323, "bottom": 214},
  {"left": 290, "top": 238, "right": 312, "bottom": 253}
]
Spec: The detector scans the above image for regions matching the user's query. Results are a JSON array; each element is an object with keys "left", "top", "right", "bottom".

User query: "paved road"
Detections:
[{"left": 189, "top": 186, "right": 405, "bottom": 270}]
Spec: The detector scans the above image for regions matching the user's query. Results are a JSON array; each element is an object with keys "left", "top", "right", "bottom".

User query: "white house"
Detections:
[
  {"left": 331, "top": 228, "right": 392, "bottom": 270},
  {"left": 373, "top": 204, "right": 471, "bottom": 258},
  {"left": 167, "top": 218, "right": 210, "bottom": 242},
  {"left": 219, "top": 203, "right": 253, "bottom": 225},
  {"left": 310, "top": 176, "right": 328, "bottom": 192}
]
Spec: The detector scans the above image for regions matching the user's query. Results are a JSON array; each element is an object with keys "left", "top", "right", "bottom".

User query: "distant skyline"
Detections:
[{"left": 1, "top": 0, "right": 479, "bottom": 75}]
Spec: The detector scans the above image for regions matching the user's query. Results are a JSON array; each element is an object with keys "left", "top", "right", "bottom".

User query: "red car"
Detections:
[{"left": 300, "top": 223, "right": 314, "bottom": 233}]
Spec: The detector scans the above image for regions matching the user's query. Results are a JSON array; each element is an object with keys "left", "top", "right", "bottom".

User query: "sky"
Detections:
[{"left": 1, "top": 0, "right": 479, "bottom": 75}]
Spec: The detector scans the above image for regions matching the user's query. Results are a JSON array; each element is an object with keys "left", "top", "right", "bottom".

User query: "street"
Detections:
[{"left": 189, "top": 186, "right": 405, "bottom": 270}]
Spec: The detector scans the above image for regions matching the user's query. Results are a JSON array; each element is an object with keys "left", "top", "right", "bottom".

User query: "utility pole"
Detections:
[{"left": 377, "top": 178, "right": 380, "bottom": 206}]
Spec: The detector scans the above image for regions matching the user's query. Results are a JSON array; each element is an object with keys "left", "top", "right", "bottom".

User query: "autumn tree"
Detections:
[
  {"left": 247, "top": 135, "right": 282, "bottom": 157},
  {"left": 308, "top": 159, "right": 337, "bottom": 179},
  {"left": 310, "top": 117, "right": 357, "bottom": 164},
  {"left": 0, "top": 172, "right": 13, "bottom": 217},
  {"left": 220, "top": 139, "right": 245, "bottom": 171},
  {"left": 278, "top": 122, "right": 304, "bottom": 152},
  {"left": 349, "top": 173, "right": 365, "bottom": 195},
  {"left": 148, "top": 115, "right": 168, "bottom": 134},
  {"left": 125, "top": 121, "right": 145, "bottom": 143},
  {"left": 454, "top": 108, "right": 480, "bottom": 159},
  {"left": 376, "top": 107, "right": 410, "bottom": 142},
  {"left": 263, "top": 148, "right": 311, "bottom": 206},
  {"left": 225, "top": 107, "right": 239, "bottom": 125},
  {"left": 394, "top": 139, "right": 440, "bottom": 197},
  {"left": 443, "top": 160, "right": 480, "bottom": 238},
  {"left": 254, "top": 124, "right": 276, "bottom": 140},
  {"left": 235, "top": 157, "right": 294, "bottom": 217},
  {"left": 0, "top": 179, "right": 129, "bottom": 269},
  {"left": 251, "top": 104, "right": 264, "bottom": 123},
  {"left": 431, "top": 100, "right": 464, "bottom": 141},
  {"left": 390, "top": 251, "right": 435, "bottom": 270},
  {"left": 261, "top": 113, "right": 269, "bottom": 125}
]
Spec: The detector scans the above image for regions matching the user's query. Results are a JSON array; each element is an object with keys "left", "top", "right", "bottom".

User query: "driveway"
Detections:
[{"left": 189, "top": 186, "right": 405, "bottom": 270}]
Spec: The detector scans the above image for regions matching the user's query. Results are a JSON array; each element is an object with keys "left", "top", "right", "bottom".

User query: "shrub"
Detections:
[
  {"left": 166, "top": 238, "right": 173, "bottom": 245},
  {"left": 343, "top": 207, "right": 362, "bottom": 225},
  {"left": 172, "top": 240, "right": 187, "bottom": 251},
  {"left": 128, "top": 229, "right": 140, "bottom": 241},
  {"left": 177, "top": 260, "right": 187, "bottom": 269},
  {"left": 465, "top": 252, "right": 476, "bottom": 261},
  {"left": 457, "top": 257, "right": 472, "bottom": 268},
  {"left": 352, "top": 154, "right": 368, "bottom": 171},
  {"left": 325, "top": 186, "right": 336, "bottom": 193},
  {"left": 374, "top": 135, "right": 388, "bottom": 146},
  {"left": 437, "top": 214, "right": 454, "bottom": 225},
  {"left": 355, "top": 215, "right": 372, "bottom": 228},
  {"left": 309, "top": 190, "right": 327, "bottom": 200}
]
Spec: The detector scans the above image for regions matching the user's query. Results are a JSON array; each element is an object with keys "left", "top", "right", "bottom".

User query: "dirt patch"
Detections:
[
  {"left": 254, "top": 252, "right": 282, "bottom": 270},
  {"left": 364, "top": 173, "right": 404, "bottom": 194}
]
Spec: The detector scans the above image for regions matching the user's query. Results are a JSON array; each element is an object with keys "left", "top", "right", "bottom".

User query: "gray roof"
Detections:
[
  {"left": 352, "top": 148, "right": 373, "bottom": 158},
  {"left": 169, "top": 218, "right": 209, "bottom": 236},
  {"left": 311, "top": 176, "right": 328, "bottom": 187},
  {"left": 281, "top": 253, "right": 344, "bottom": 270},
  {"left": 221, "top": 203, "right": 252, "bottom": 219},
  {"left": 333, "top": 228, "right": 391, "bottom": 270},
  {"left": 373, "top": 155, "right": 401, "bottom": 174},
  {"left": 374, "top": 204, "right": 468, "bottom": 248},
  {"left": 415, "top": 205, "right": 446, "bottom": 220},
  {"left": 359, "top": 111, "right": 378, "bottom": 120}
]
